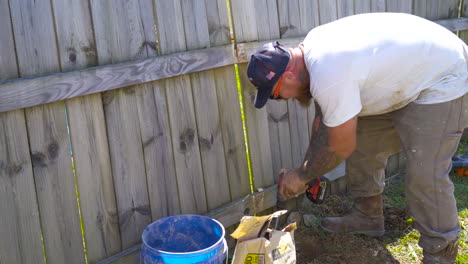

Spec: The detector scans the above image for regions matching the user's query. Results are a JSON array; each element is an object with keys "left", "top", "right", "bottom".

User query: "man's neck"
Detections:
[{"left": 289, "top": 47, "right": 309, "bottom": 88}]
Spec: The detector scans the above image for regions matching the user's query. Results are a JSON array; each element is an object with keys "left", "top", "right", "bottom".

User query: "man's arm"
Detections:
[
  {"left": 278, "top": 103, "right": 357, "bottom": 199},
  {"left": 299, "top": 103, "right": 357, "bottom": 181}
]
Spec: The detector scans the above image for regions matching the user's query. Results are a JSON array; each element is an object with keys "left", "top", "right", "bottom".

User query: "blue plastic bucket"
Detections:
[{"left": 140, "top": 215, "right": 227, "bottom": 264}]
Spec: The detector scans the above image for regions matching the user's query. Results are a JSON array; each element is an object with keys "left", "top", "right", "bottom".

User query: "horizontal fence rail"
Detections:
[{"left": 0, "top": 17, "right": 466, "bottom": 113}]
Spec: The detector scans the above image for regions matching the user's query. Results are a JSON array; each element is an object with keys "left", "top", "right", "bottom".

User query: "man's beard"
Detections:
[{"left": 294, "top": 86, "right": 312, "bottom": 108}]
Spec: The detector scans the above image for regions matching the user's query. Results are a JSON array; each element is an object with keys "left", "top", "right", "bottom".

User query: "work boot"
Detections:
[
  {"left": 320, "top": 194, "right": 384, "bottom": 237},
  {"left": 422, "top": 239, "right": 458, "bottom": 264}
]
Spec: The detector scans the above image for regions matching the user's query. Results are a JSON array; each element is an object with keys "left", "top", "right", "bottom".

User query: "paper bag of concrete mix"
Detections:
[{"left": 230, "top": 210, "right": 296, "bottom": 264}]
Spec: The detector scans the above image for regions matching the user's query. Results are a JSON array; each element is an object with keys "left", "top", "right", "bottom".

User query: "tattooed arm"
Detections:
[
  {"left": 278, "top": 103, "right": 357, "bottom": 199},
  {"left": 299, "top": 103, "right": 357, "bottom": 180}
]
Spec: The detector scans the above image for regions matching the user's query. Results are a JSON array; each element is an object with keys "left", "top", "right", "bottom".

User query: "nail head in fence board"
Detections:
[
  {"left": 154, "top": 0, "right": 208, "bottom": 214},
  {"left": 91, "top": 0, "right": 152, "bottom": 248},
  {"left": 0, "top": 3, "right": 44, "bottom": 263},
  {"left": 52, "top": 0, "right": 122, "bottom": 261},
  {"left": 9, "top": 1, "right": 86, "bottom": 263},
  {"left": 182, "top": 0, "right": 231, "bottom": 211}
]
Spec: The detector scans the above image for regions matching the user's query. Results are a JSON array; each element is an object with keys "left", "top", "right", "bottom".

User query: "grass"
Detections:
[{"left": 384, "top": 162, "right": 468, "bottom": 263}]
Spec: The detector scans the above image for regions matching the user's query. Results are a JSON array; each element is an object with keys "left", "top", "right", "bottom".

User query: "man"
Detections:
[{"left": 247, "top": 13, "right": 467, "bottom": 263}]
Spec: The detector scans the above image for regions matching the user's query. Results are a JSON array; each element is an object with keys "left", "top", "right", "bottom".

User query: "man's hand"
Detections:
[{"left": 278, "top": 168, "right": 309, "bottom": 200}]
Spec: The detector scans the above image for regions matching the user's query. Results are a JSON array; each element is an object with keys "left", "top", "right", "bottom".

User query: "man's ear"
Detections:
[{"left": 283, "top": 71, "right": 295, "bottom": 80}]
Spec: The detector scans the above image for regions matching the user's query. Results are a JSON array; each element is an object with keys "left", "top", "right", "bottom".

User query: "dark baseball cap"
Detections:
[{"left": 247, "top": 41, "right": 290, "bottom": 108}]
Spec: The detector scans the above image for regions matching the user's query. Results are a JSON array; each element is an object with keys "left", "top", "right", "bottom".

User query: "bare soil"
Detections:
[{"left": 293, "top": 192, "right": 413, "bottom": 264}]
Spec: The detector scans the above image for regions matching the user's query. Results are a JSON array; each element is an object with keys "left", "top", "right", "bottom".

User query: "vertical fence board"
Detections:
[
  {"left": 385, "top": 0, "right": 412, "bottom": 13},
  {"left": 288, "top": 100, "right": 310, "bottom": 167},
  {"left": 142, "top": 80, "right": 182, "bottom": 221},
  {"left": 231, "top": 0, "right": 276, "bottom": 188},
  {"left": 0, "top": 2, "right": 44, "bottom": 264},
  {"left": 207, "top": 0, "right": 251, "bottom": 200},
  {"left": 0, "top": 111, "right": 44, "bottom": 264},
  {"left": 0, "top": 9, "right": 44, "bottom": 262},
  {"left": 154, "top": 0, "right": 208, "bottom": 214},
  {"left": 52, "top": 1, "right": 122, "bottom": 262},
  {"left": 214, "top": 65, "right": 251, "bottom": 199},
  {"left": 318, "top": 0, "right": 338, "bottom": 24},
  {"left": 91, "top": 1, "right": 152, "bottom": 248},
  {"left": 9, "top": 1, "right": 85, "bottom": 263},
  {"left": 354, "top": 0, "right": 371, "bottom": 14},
  {"left": 461, "top": 1, "right": 468, "bottom": 45},
  {"left": 135, "top": 1, "right": 182, "bottom": 222},
  {"left": 338, "top": 0, "right": 355, "bottom": 18},
  {"left": 267, "top": 101, "right": 293, "bottom": 174},
  {"left": 279, "top": 1, "right": 318, "bottom": 169},
  {"left": 278, "top": 0, "right": 301, "bottom": 38},
  {"left": 371, "top": 0, "right": 386, "bottom": 12},
  {"left": 264, "top": 0, "right": 294, "bottom": 178},
  {"left": 181, "top": 0, "right": 231, "bottom": 211}
]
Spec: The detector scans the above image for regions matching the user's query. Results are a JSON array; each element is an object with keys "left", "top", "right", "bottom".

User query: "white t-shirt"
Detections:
[{"left": 303, "top": 13, "right": 468, "bottom": 127}]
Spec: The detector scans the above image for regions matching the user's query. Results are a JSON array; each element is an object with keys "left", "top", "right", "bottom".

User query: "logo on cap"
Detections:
[{"left": 265, "top": 71, "right": 276, "bottom": 80}]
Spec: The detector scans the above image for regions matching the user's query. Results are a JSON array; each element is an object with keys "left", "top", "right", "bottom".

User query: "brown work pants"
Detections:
[{"left": 346, "top": 94, "right": 467, "bottom": 253}]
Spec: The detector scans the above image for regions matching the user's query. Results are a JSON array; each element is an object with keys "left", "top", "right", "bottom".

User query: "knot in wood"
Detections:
[
  {"left": 199, "top": 134, "right": 214, "bottom": 150},
  {"left": 179, "top": 128, "right": 195, "bottom": 153},
  {"left": 31, "top": 152, "right": 47, "bottom": 168},
  {"left": 48, "top": 140, "right": 59, "bottom": 160}
]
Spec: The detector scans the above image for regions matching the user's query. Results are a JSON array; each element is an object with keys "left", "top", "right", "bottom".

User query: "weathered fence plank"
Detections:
[
  {"left": 9, "top": 1, "right": 85, "bottom": 263},
  {"left": 371, "top": 0, "right": 386, "bottom": 12},
  {"left": 214, "top": 65, "right": 252, "bottom": 199},
  {"left": 0, "top": 111, "right": 44, "bottom": 264},
  {"left": 0, "top": 3, "right": 44, "bottom": 264},
  {"left": 0, "top": 45, "right": 235, "bottom": 113},
  {"left": 338, "top": 0, "right": 355, "bottom": 17},
  {"left": 135, "top": 0, "right": 182, "bottom": 224},
  {"left": 279, "top": 1, "right": 318, "bottom": 168},
  {"left": 182, "top": 0, "right": 232, "bottom": 211},
  {"left": 91, "top": 0, "right": 153, "bottom": 249},
  {"left": 232, "top": 0, "right": 275, "bottom": 188},
  {"left": 462, "top": 0, "right": 468, "bottom": 44},
  {"left": 52, "top": 1, "right": 122, "bottom": 262},
  {"left": 386, "top": 0, "right": 412, "bottom": 13},
  {"left": 288, "top": 100, "right": 310, "bottom": 167},
  {"left": 268, "top": 100, "right": 294, "bottom": 174},
  {"left": 354, "top": 0, "right": 372, "bottom": 14},
  {"left": 154, "top": 0, "right": 208, "bottom": 214},
  {"left": 318, "top": 0, "right": 338, "bottom": 24}
]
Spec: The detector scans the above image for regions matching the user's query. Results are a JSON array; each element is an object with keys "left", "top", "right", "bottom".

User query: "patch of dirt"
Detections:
[{"left": 292, "top": 193, "right": 412, "bottom": 264}]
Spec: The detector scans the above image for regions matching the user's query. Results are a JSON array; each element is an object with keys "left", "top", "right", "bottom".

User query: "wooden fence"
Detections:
[{"left": 1, "top": 0, "right": 467, "bottom": 263}]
